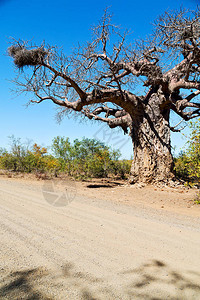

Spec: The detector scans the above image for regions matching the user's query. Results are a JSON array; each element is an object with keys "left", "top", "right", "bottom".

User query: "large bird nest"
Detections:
[{"left": 8, "top": 45, "right": 47, "bottom": 68}]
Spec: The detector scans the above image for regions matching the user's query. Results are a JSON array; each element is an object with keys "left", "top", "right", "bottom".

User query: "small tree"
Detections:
[
  {"left": 70, "top": 138, "right": 114, "bottom": 178},
  {"left": 51, "top": 136, "right": 72, "bottom": 161},
  {"left": 186, "top": 118, "right": 200, "bottom": 182},
  {"left": 8, "top": 8, "right": 200, "bottom": 184}
]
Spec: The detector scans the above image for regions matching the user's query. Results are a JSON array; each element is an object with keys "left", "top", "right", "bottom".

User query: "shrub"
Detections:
[
  {"left": 175, "top": 118, "right": 200, "bottom": 186},
  {"left": 174, "top": 151, "right": 189, "bottom": 180},
  {"left": 186, "top": 119, "right": 200, "bottom": 183}
]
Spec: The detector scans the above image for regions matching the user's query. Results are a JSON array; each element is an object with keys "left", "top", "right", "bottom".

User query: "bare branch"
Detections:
[
  {"left": 45, "top": 73, "right": 58, "bottom": 87},
  {"left": 8, "top": 8, "right": 200, "bottom": 133},
  {"left": 169, "top": 79, "right": 200, "bottom": 92},
  {"left": 170, "top": 119, "right": 187, "bottom": 132},
  {"left": 83, "top": 106, "right": 131, "bottom": 134},
  {"left": 42, "top": 62, "right": 86, "bottom": 99},
  {"left": 186, "top": 89, "right": 200, "bottom": 101}
]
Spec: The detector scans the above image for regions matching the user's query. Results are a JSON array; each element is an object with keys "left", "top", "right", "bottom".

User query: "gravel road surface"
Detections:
[{"left": 0, "top": 178, "right": 200, "bottom": 299}]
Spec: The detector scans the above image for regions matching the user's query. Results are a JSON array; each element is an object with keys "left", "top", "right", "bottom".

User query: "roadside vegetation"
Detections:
[
  {"left": 0, "top": 119, "right": 199, "bottom": 190},
  {"left": 0, "top": 136, "right": 131, "bottom": 180},
  {"left": 174, "top": 119, "right": 200, "bottom": 204},
  {"left": 174, "top": 119, "right": 200, "bottom": 187}
]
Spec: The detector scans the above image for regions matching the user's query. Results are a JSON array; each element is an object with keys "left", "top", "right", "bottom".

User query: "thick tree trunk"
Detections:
[{"left": 129, "top": 92, "right": 175, "bottom": 184}]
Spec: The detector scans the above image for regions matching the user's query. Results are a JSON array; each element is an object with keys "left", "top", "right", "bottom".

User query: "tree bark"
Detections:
[{"left": 129, "top": 92, "right": 175, "bottom": 184}]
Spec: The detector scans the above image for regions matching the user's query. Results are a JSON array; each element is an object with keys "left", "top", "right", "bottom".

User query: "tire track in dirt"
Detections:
[{"left": 0, "top": 178, "right": 200, "bottom": 299}]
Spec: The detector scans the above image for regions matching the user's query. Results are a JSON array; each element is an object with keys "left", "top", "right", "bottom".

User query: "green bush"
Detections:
[
  {"left": 110, "top": 159, "right": 132, "bottom": 179},
  {"left": 175, "top": 118, "right": 200, "bottom": 185},
  {"left": 186, "top": 119, "right": 200, "bottom": 183},
  {"left": 174, "top": 151, "right": 189, "bottom": 180}
]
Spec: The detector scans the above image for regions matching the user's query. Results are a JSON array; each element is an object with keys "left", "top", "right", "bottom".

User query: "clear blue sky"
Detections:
[{"left": 0, "top": 0, "right": 199, "bottom": 158}]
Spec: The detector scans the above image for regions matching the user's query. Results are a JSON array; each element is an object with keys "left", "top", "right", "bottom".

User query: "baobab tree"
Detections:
[{"left": 8, "top": 8, "right": 200, "bottom": 184}]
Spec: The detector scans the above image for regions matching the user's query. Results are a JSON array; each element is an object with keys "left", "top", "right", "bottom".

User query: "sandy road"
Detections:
[{"left": 0, "top": 178, "right": 200, "bottom": 299}]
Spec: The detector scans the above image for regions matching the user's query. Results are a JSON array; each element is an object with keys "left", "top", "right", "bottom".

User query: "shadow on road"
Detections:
[
  {"left": 0, "top": 268, "right": 51, "bottom": 299},
  {"left": 87, "top": 181, "right": 123, "bottom": 189},
  {"left": 1, "top": 260, "right": 200, "bottom": 299},
  {"left": 121, "top": 260, "right": 200, "bottom": 299}
]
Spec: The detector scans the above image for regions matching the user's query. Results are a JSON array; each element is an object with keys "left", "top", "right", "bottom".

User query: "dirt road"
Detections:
[{"left": 0, "top": 177, "right": 200, "bottom": 299}]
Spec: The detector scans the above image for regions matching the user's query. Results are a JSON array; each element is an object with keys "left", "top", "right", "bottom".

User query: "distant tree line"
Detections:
[{"left": 0, "top": 136, "right": 131, "bottom": 180}]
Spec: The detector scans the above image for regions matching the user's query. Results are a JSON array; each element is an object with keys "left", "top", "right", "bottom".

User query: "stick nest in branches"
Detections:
[{"left": 8, "top": 45, "right": 46, "bottom": 68}]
